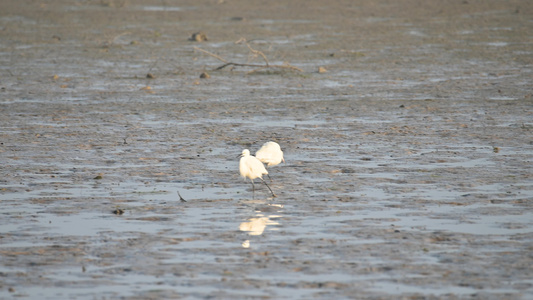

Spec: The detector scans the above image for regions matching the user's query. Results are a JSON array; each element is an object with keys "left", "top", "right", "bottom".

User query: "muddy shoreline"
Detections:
[{"left": 1, "top": 0, "right": 532, "bottom": 299}]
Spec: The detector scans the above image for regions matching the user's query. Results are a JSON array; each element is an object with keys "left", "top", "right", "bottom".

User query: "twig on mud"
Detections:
[
  {"left": 193, "top": 39, "right": 302, "bottom": 73},
  {"left": 111, "top": 31, "right": 132, "bottom": 45},
  {"left": 194, "top": 47, "right": 229, "bottom": 64},
  {"left": 235, "top": 38, "right": 270, "bottom": 66}
]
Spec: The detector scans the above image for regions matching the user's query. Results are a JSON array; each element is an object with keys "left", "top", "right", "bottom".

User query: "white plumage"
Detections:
[
  {"left": 239, "top": 149, "right": 276, "bottom": 197},
  {"left": 239, "top": 149, "right": 267, "bottom": 181},
  {"left": 255, "top": 141, "right": 285, "bottom": 167}
]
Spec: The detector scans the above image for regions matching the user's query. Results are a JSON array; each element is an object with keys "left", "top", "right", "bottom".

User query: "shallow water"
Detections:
[{"left": 1, "top": 0, "right": 533, "bottom": 299}]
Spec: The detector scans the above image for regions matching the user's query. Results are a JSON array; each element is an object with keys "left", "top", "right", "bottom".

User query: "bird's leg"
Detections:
[
  {"left": 251, "top": 180, "right": 255, "bottom": 199},
  {"left": 266, "top": 173, "right": 273, "bottom": 182},
  {"left": 259, "top": 177, "right": 277, "bottom": 198}
]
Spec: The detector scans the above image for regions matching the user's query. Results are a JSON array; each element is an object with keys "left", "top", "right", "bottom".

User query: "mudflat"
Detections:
[{"left": 1, "top": 0, "right": 532, "bottom": 299}]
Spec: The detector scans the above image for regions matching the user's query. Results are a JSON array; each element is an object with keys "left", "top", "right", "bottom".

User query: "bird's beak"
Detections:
[{"left": 282, "top": 158, "right": 285, "bottom": 163}]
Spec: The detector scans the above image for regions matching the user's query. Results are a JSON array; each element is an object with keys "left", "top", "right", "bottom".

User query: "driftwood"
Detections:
[{"left": 194, "top": 38, "right": 303, "bottom": 73}]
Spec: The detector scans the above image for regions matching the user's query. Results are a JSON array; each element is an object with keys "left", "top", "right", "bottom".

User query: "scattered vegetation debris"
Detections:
[
  {"left": 200, "top": 72, "right": 210, "bottom": 79},
  {"left": 194, "top": 37, "right": 303, "bottom": 74},
  {"left": 112, "top": 208, "right": 125, "bottom": 215},
  {"left": 178, "top": 191, "right": 187, "bottom": 202},
  {"left": 230, "top": 16, "right": 246, "bottom": 21},
  {"left": 94, "top": 174, "right": 103, "bottom": 180},
  {"left": 190, "top": 32, "right": 208, "bottom": 42},
  {"left": 146, "top": 73, "right": 155, "bottom": 79},
  {"left": 318, "top": 66, "right": 327, "bottom": 73}
]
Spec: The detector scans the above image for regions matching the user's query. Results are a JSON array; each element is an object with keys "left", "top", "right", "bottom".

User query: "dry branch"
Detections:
[
  {"left": 193, "top": 40, "right": 302, "bottom": 73},
  {"left": 236, "top": 38, "right": 270, "bottom": 66}
]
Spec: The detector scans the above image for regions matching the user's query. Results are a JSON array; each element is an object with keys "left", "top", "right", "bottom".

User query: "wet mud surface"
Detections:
[{"left": 1, "top": 0, "right": 533, "bottom": 299}]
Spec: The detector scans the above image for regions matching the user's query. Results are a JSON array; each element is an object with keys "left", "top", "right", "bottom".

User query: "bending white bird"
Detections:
[
  {"left": 255, "top": 141, "right": 285, "bottom": 166},
  {"left": 255, "top": 141, "right": 284, "bottom": 181},
  {"left": 239, "top": 149, "right": 276, "bottom": 198}
]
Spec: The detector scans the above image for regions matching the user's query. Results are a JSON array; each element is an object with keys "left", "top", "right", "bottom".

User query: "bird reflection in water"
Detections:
[{"left": 239, "top": 204, "right": 283, "bottom": 248}]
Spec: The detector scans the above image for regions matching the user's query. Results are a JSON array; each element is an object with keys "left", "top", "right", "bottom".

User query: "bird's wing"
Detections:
[{"left": 251, "top": 157, "right": 268, "bottom": 176}]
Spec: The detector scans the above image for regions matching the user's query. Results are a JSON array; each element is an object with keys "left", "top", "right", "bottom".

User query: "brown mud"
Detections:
[{"left": 1, "top": 0, "right": 532, "bottom": 299}]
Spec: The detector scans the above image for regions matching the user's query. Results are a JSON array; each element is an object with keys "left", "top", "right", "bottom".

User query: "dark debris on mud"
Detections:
[{"left": 1, "top": 0, "right": 533, "bottom": 299}]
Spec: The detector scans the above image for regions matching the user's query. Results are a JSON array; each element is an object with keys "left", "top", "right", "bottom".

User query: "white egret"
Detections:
[
  {"left": 255, "top": 141, "right": 284, "bottom": 181},
  {"left": 239, "top": 149, "right": 276, "bottom": 198}
]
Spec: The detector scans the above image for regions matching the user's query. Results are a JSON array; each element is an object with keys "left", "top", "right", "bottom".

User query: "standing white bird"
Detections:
[
  {"left": 255, "top": 141, "right": 285, "bottom": 181},
  {"left": 239, "top": 149, "right": 276, "bottom": 198}
]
